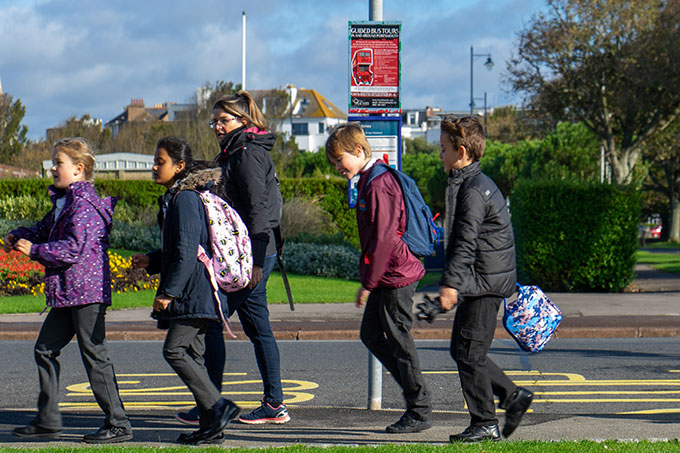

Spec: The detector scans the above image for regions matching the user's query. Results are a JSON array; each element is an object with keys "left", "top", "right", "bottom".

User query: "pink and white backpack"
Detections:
[{"left": 194, "top": 190, "right": 252, "bottom": 337}]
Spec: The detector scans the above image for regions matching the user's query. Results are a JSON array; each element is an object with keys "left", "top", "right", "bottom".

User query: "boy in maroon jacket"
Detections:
[{"left": 326, "top": 123, "right": 432, "bottom": 433}]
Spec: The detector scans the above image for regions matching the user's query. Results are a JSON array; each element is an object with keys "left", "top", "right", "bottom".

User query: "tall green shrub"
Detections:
[
  {"left": 511, "top": 180, "right": 640, "bottom": 292},
  {"left": 279, "top": 177, "right": 358, "bottom": 247}
]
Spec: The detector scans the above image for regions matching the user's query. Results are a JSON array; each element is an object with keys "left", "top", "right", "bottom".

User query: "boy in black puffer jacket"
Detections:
[{"left": 437, "top": 116, "right": 533, "bottom": 443}]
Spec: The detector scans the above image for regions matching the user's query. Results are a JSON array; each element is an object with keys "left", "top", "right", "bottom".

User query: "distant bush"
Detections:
[
  {"left": 511, "top": 180, "right": 640, "bottom": 292},
  {"left": 109, "top": 222, "right": 160, "bottom": 251},
  {"left": 281, "top": 242, "right": 360, "bottom": 280},
  {"left": 280, "top": 197, "right": 335, "bottom": 239},
  {"left": 280, "top": 177, "right": 358, "bottom": 247},
  {"left": 0, "top": 195, "right": 52, "bottom": 221}
]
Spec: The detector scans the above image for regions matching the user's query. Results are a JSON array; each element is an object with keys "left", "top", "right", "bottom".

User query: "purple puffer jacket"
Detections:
[{"left": 10, "top": 181, "right": 117, "bottom": 308}]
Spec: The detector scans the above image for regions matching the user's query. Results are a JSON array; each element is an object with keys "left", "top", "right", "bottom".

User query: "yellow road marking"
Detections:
[
  {"left": 62, "top": 374, "right": 318, "bottom": 408},
  {"left": 619, "top": 408, "right": 680, "bottom": 414}
]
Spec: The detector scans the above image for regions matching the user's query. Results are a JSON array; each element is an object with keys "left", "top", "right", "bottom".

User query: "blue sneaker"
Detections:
[
  {"left": 238, "top": 401, "right": 290, "bottom": 424},
  {"left": 175, "top": 406, "right": 200, "bottom": 426}
]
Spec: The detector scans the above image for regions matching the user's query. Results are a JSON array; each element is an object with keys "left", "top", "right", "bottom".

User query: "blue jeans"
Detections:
[{"left": 204, "top": 255, "right": 283, "bottom": 404}]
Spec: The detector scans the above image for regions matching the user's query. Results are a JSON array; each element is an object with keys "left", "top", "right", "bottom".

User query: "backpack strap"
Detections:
[
  {"left": 198, "top": 245, "right": 237, "bottom": 339},
  {"left": 365, "top": 162, "right": 389, "bottom": 186}
]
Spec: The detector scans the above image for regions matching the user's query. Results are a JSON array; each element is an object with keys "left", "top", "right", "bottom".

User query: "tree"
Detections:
[
  {"left": 642, "top": 118, "right": 680, "bottom": 242},
  {"left": 250, "top": 88, "right": 290, "bottom": 134},
  {"left": 506, "top": 0, "right": 680, "bottom": 184},
  {"left": 0, "top": 93, "right": 28, "bottom": 163},
  {"left": 482, "top": 122, "right": 600, "bottom": 196},
  {"left": 401, "top": 144, "right": 446, "bottom": 215},
  {"left": 47, "top": 114, "right": 111, "bottom": 150},
  {"left": 485, "top": 105, "right": 551, "bottom": 143}
]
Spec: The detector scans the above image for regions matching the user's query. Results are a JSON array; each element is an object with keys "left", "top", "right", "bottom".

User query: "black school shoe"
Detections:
[
  {"left": 13, "top": 423, "right": 62, "bottom": 439},
  {"left": 385, "top": 412, "right": 433, "bottom": 433},
  {"left": 449, "top": 424, "right": 501, "bottom": 442},
  {"left": 82, "top": 424, "right": 133, "bottom": 444},
  {"left": 178, "top": 430, "right": 225, "bottom": 445},
  {"left": 178, "top": 398, "right": 240, "bottom": 444},
  {"left": 502, "top": 387, "right": 534, "bottom": 438}
]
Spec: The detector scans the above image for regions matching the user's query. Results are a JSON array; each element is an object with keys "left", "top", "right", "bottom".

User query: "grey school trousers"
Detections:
[
  {"left": 33, "top": 303, "right": 130, "bottom": 430},
  {"left": 360, "top": 282, "right": 432, "bottom": 421},
  {"left": 163, "top": 318, "right": 223, "bottom": 427}
]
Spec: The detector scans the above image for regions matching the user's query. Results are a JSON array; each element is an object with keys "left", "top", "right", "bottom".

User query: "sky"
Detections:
[{"left": 0, "top": 0, "right": 545, "bottom": 140}]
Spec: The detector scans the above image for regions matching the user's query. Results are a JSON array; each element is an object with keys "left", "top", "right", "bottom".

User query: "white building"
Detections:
[
  {"left": 276, "top": 85, "right": 347, "bottom": 152},
  {"left": 401, "top": 107, "right": 489, "bottom": 145},
  {"left": 42, "top": 153, "right": 154, "bottom": 179}
]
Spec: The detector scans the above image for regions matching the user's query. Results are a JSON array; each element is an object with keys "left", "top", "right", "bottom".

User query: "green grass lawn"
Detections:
[
  {"left": 636, "top": 250, "right": 680, "bottom": 275},
  {"left": 0, "top": 440, "right": 678, "bottom": 452},
  {"left": 640, "top": 241, "right": 680, "bottom": 249},
  {"left": 0, "top": 271, "right": 360, "bottom": 314}
]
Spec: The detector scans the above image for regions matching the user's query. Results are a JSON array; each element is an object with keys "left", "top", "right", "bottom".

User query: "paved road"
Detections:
[{"left": 2, "top": 338, "right": 680, "bottom": 446}]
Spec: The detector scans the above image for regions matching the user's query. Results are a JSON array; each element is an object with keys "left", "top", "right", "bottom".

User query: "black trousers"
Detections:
[
  {"left": 163, "top": 318, "right": 224, "bottom": 428},
  {"left": 33, "top": 303, "right": 130, "bottom": 430},
  {"left": 360, "top": 283, "right": 431, "bottom": 420},
  {"left": 450, "top": 295, "right": 517, "bottom": 426}
]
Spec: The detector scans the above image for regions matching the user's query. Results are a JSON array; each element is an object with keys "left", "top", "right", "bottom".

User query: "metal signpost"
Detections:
[{"left": 348, "top": 7, "right": 402, "bottom": 410}]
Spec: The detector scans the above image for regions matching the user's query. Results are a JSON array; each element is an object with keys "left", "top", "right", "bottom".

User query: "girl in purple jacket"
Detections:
[
  {"left": 2, "top": 138, "right": 132, "bottom": 444},
  {"left": 325, "top": 124, "right": 433, "bottom": 434}
]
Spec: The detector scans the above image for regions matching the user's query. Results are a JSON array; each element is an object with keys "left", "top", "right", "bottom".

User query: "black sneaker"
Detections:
[
  {"left": 385, "top": 412, "right": 432, "bottom": 433},
  {"left": 175, "top": 406, "right": 200, "bottom": 426},
  {"left": 13, "top": 424, "right": 62, "bottom": 439},
  {"left": 450, "top": 424, "right": 501, "bottom": 443},
  {"left": 239, "top": 400, "right": 290, "bottom": 424},
  {"left": 502, "top": 387, "right": 533, "bottom": 438},
  {"left": 82, "top": 425, "right": 133, "bottom": 444}
]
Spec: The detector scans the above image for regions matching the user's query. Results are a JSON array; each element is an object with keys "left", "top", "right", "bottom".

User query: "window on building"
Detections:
[
  {"left": 318, "top": 122, "right": 325, "bottom": 134},
  {"left": 408, "top": 112, "right": 417, "bottom": 125},
  {"left": 292, "top": 123, "right": 308, "bottom": 135}
]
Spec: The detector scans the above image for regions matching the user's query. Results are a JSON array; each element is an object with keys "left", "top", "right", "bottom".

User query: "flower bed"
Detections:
[{"left": 0, "top": 242, "right": 158, "bottom": 297}]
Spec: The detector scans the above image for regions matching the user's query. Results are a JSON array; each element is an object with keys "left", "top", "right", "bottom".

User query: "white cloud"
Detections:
[{"left": 0, "top": 0, "right": 544, "bottom": 139}]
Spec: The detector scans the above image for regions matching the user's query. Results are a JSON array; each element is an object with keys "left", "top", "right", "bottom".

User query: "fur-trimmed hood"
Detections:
[{"left": 171, "top": 167, "right": 223, "bottom": 193}]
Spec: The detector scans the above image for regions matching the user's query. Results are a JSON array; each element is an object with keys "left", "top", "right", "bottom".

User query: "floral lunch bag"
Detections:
[{"left": 503, "top": 283, "right": 563, "bottom": 353}]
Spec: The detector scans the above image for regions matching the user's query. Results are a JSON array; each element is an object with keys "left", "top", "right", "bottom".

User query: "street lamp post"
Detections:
[{"left": 469, "top": 46, "right": 494, "bottom": 115}]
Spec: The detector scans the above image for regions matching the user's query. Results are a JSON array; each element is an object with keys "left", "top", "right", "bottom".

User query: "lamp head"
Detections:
[{"left": 484, "top": 56, "right": 494, "bottom": 71}]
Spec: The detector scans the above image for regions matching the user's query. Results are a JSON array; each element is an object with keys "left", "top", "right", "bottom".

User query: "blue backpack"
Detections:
[{"left": 365, "top": 163, "right": 437, "bottom": 257}]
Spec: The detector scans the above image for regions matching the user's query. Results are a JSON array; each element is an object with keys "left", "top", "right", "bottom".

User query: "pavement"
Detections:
[
  {"left": 1, "top": 264, "right": 679, "bottom": 341},
  {"left": 1, "top": 261, "right": 679, "bottom": 446}
]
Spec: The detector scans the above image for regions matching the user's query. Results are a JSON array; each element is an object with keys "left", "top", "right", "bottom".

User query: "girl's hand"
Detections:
[
  {"left": 131, "top": 253, "right": 149, "bottom": 269},
  {"left": 355, "top": 286, "right": 370, "bottom": 308},
  {"left": 2, "top": 234, "right": 14, "bottom": 253},
  {"left": 14, "top": 239, "right": 32, "bottom": 257},
  {"left": 248, "top": 265, "right": 263, "bottom": 289},
  {"left": 153, "top": 295, "right": 172, "bottom": 312}
]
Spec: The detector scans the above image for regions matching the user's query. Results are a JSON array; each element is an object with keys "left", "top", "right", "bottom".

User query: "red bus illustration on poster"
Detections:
[
  {"left": 348, "top": 22, "right": 401, "bottom": 114},
  {"left": 352, "top": 48, "right": 374, "bottom": 85}
]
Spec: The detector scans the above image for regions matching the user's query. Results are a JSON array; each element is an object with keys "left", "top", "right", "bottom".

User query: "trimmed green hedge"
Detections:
[
  {"left": 0, "top": 177, "right": 359, "bottom": 245},
  {"left": 510, "top": 180, "right": 640, "bottom": 292},
  {"left": 0, "top": 178, "right": 165, "bottom": 207}
]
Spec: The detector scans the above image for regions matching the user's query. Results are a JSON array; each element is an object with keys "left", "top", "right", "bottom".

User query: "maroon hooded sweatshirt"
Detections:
[{"left": 356, "top": 160, "right": 425, "bottom": 290}]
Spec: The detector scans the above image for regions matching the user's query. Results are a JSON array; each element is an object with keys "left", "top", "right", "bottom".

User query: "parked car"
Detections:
[{"left": 650, "top": 224, "right": 662, "bottom": 238}]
